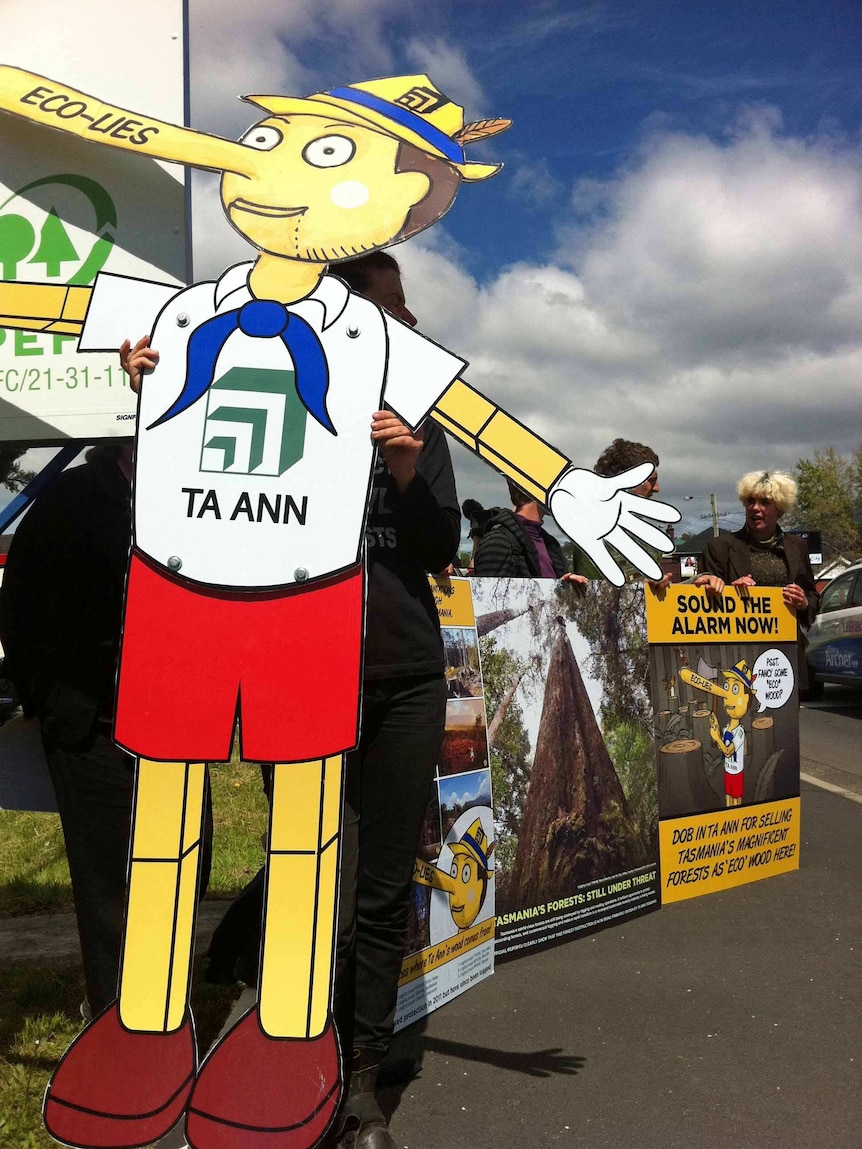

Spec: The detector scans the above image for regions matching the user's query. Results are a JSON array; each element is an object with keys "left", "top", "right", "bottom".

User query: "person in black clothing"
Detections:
[
  {"left": 694, "top": 469, "right": 819, "bottom": 691},
  {"left": 466, "top": 478, "right": 587, "bottom": 584},
  {"left": 336, "top": 252, "right": 458, "bottom": 1149},
  {"left": 206, "top": 251, "right": 459, "bottom": 1149},
  {"left": 0, "top": 445, "right": 212, "bottom": 1018}
]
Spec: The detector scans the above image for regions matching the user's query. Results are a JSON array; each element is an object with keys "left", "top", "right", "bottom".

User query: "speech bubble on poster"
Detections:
[{"left": 753, "top": 648, "right": 794, "bottom": 713}]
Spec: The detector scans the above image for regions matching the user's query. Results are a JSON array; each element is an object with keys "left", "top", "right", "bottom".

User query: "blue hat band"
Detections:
[
  {"left": 326, "top": 86, "right": 465, "bottom": 165},
  {"left": 461, "top": 831, "right": 489, "bottom": 871}
]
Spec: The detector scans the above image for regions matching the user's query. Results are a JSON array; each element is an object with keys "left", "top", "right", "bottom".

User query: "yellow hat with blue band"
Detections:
[
  {"left": 451, "top": 817, "right": 494, "bottom": 876},
  {"left": 723, "top": 659, "right": 756, "bottom": 690},
  {"left": 245, "top": 75, "right": 510, "bottom": 182}
]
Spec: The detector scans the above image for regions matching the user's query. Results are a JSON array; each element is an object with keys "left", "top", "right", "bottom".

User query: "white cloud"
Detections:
[
  {"left": 188, "top": 0, "right": 468, "bottom": 139},
  {"left": 508, "top": 156, "right": 564, "bottom": 207},
  {"left": 571, "top": 112, "right": 862, "bottom": 367},
  {"left": 404, "top": 37, "right": 486, "bottom": 114},
  {"left": 396, "top": 109, "right": 862, "bottom": 535}
]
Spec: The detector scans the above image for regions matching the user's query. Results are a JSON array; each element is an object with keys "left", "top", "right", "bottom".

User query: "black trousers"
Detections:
[
  {"left": 43, "top": 725, "right": 213, "bottom": 1016},
  {"left": 335, "top": 673, "right": 447, "bottom": 1059},
  {"left": 206, "top": 673, "right": 446, "bottom": 1061}
]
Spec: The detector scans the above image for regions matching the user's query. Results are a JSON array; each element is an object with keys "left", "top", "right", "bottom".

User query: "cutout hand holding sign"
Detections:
[{"left": 0, "top": 64, "right": 680, "bottom": 1149}]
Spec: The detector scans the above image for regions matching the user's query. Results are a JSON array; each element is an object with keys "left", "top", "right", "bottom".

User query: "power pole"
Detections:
[{"left": 711, "top": 493, "right": 719, "bottom": 537}]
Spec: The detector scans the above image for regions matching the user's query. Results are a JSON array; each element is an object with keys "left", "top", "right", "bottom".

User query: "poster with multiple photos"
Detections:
[
  {"left": 395, "top": 574, "right": 663, "bottom": 1029},
  {"left": 394, "top": 577, "right": 495, "bottom": 1030}
]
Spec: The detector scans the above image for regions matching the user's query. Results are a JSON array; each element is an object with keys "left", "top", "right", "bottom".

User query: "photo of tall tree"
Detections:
[{"left": 472, "top": 579, "right": 659, "bottom": 920}]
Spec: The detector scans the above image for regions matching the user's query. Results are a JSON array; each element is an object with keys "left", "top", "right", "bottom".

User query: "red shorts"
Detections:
[
  {"left": 725, "top": 769, "right": 744, "bottom": 799},
  {"left": 114, "top": 551, "right": 364, "bottom": 763}
]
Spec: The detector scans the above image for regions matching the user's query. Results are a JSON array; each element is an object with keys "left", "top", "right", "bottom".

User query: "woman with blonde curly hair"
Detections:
[{"left": 695, "top": 471, "right": 820, "bottom": 686}]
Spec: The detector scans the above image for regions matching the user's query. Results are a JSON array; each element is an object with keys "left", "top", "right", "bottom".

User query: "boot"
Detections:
[{"left": 339, "top": 1050, "right": 397, "bottom": 1149}]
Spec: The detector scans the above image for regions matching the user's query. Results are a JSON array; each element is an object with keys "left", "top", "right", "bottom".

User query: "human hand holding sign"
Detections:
[
  {"left": 119, "top": 335, "right": 158, "bottom": 393},
  {"left": 547, "top": 462, "right": 680, "bottom": 585}
]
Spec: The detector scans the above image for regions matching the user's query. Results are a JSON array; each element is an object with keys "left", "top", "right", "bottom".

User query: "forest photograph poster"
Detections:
[{"left": 472, "top": 577, "right": 660, "bottom": 959}]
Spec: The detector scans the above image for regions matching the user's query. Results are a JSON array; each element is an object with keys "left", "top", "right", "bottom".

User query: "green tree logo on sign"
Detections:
[{"left": 0, "top": 173, "right": 116, "bottom": 285}]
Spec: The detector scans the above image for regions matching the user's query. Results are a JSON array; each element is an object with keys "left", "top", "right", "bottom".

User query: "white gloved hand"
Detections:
[{"left": 548, "top": 463, "right": 681, "bottom": 586}]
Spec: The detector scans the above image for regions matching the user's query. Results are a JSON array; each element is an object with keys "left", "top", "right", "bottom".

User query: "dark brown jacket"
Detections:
[{"left": 701, "top": 527, "right": 820, "bottom": 628}]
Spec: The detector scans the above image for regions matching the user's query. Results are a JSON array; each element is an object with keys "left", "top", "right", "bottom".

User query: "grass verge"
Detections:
[{"left": 0, "top": 751, "right": 270, "bottom": 1144}]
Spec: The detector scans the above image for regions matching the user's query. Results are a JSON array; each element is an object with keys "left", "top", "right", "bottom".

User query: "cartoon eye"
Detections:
[
  {"left": 241, "top": 126, "right": 283, "bottom": 151},
  {"left": 450, "top": 861, "right": 458, "bottom": 879},
  {"left": 732, "top": 683, "right": 740, "bottom": 694},
  {"left": 461, "top": 862, "right": 473, "bottom": 884},
  {"left": 303, "top": 135, "right": 356, "bottom": 168}
]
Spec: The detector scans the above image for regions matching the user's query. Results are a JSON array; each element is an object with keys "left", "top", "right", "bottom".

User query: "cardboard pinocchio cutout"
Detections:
[{"left": 0, "top": 66, "right": 681, "bottom": 1149}]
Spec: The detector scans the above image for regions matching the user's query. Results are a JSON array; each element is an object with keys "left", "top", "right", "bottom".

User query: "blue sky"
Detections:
[
  {"left": 437, "top": 0, "right": 862, "bottom": 276},
  {"left": 188, "top": 0, "right": 862, "bottom": 536}
]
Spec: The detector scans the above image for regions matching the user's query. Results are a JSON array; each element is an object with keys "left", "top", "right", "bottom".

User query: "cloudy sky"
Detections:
[{"left": 186, "top": 0, "right": 862, "bottom": 539}]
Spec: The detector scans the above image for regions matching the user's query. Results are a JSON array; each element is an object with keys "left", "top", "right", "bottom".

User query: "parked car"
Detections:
[{"left": 806, "top": 559, "right": 862, "bottom": 689}]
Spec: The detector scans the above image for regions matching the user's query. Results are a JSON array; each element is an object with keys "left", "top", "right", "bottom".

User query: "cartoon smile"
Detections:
[{"left": 230, "top": 199, "right": 308, "bottom": 219}]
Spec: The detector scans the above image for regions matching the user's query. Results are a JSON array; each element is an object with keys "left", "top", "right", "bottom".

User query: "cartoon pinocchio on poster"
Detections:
[{"left": 0, "top": 65, "right": 680, "bottom": 1149}]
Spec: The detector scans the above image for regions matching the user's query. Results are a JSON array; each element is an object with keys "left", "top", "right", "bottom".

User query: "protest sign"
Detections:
[
  {"left": 395, "top": 577, "right": 495, "bottom": 1030},
  {"left": 646, "top": 584, "right": 801, "bottom": 902}
]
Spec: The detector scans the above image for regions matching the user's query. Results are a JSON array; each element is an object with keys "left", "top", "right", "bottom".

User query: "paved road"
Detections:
[
  {"left": 387, "top": 779, "right": 861, "bottom": 1149},
  {"left": 383, "top": 687, "right": 862, "bottom": 1149},
  {"left": 800, "top": 682, "right": 862, "bottom": 797}
]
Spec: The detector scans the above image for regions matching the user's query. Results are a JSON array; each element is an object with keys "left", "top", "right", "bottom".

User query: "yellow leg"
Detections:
[
  {"left": 118, "top": 759, "right": 206, "bottom": 1033},
  {"left": 259, "top": 755, "right": 344, "bottom": 1039}
]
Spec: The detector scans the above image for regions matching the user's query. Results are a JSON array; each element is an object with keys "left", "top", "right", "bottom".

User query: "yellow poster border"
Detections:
[
  {"left": 660, "top": 797, "right": 800, "bottom": 903},
  {"left": 646, "top": 584, "right": 797, "bottom": 645}
]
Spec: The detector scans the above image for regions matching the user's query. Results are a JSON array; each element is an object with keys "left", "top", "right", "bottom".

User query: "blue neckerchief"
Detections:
[{"left": 148, "top": 299, "right": 334, "bottom": 434}]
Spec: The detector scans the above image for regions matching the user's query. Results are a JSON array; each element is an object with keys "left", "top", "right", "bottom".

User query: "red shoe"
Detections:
[
  {"left": 43, "top": 1002, "right": 197, "bottom": 1148},
  {"left": 186, "top": 1008, "right": 342, "bottom": 1149}
]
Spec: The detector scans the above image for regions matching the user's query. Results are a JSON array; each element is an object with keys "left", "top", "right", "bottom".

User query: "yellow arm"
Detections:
[
  {"left": 0, "top": 65, "right": 255, "bottom": 176},
  {"left": 432, "top": 378, "right": 570, "bottom": 503},
  {"left": 0, "top": 281, "right": 91, "bottom": 336}
]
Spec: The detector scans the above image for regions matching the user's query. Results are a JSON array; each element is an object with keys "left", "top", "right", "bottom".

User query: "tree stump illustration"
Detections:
[{"left": 658, "top": 738, "right": 704, "bottom": 817}]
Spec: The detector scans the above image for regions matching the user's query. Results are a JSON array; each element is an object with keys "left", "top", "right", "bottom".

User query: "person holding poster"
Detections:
[
  {"left": 0, "top": 444, "right": 138, "bottom": 1018},
  {"left": 571, "top": 439, "right": 671, "bottom": 588},
  {"left": 694, "top": 470, "right": 819, "bottom": 689}
]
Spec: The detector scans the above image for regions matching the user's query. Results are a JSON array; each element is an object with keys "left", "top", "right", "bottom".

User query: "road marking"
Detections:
[{"left": 800, "top": 771, "right": 862, "bottom": 807}]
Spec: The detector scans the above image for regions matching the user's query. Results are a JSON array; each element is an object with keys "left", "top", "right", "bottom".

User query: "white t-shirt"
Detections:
[
  {"left": 81, "top": 264, "right": 466, "bottom": 588},
  {"left": 723, "top": 724, "right": 745, "bottom": 775}
]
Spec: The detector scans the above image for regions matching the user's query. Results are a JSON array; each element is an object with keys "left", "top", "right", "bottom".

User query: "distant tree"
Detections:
[
  {"left": 0, "top": 444, "right": 35, "bottom": 492},
  {"left": 562, "top": 580, "right": 651, "bottom": 731},
  {"left": 604, "top": 721, "right": 658, "bottom": 867},
  {"left": 480, "top": 635, "right": 532, "bottom": 839},
  {"left": 791, "top": 446, "right": 861, "bottom": 560}
]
